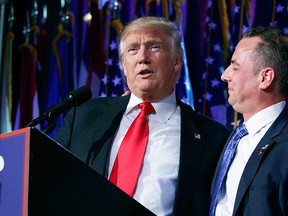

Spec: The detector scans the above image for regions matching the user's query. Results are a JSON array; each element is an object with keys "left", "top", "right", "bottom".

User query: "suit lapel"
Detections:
[
  {"left": 88, "top": 96, "right": 129, "bottom": 176},
  {"left": 232, "top": 138, "right": 275, "bottom": 214},
  {"left": 233, "top": 105, "right": 288, "bottom": 215},
  {"left": 173, "top": 101, "right": 208, "bottom": 215}
]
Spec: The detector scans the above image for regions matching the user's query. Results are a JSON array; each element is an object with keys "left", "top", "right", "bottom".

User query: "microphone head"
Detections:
[{"left": 69, "top": 85, "right": 92, "bottom": 106}]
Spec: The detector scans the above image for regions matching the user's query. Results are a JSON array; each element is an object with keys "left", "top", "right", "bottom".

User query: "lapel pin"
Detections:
[
  {"left": 258, "top": 144, "right": 270, "bottom": 156},
  {"left": 194, "top": 133, "right": 201, "bottom": 140}
]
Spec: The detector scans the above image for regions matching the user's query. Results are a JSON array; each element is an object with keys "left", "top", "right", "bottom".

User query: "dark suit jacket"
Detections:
[
  {"left": 54, "top": 95, "right": 230, "bottom": 216},
  {"left": 211, "top": 104, "right": 288, "bottom": 216}
]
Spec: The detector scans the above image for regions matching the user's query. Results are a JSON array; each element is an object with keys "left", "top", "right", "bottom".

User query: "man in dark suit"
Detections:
[
  {"left": 209, "top": 26, "right": 288, "bottom": 216},
  {"left": 54, "top": 16, "right": 230, "bottom": 216}
]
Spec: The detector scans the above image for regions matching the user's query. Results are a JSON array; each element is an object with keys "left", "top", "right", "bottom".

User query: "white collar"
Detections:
[
  {"left": 244, "top": 101, "right": 286, "bottom": 135},
  {"left": 126, "top": 91, "right": 178, "bottom": 123}
]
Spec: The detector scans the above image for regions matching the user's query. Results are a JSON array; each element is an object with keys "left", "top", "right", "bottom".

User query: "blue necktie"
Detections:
[{"left": 209, "top": 124, "right": 248, "bottom": 216}]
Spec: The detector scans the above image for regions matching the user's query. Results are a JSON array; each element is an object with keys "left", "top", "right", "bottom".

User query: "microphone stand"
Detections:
[
  {"left": 27, "top": 110, "right": 60, "bottom": 135},
  {"left": 42, "top": 117, "right": 58, "bottom": 135}
]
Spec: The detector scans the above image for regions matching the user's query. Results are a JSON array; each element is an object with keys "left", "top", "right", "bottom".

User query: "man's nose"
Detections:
[
  {"left": 221, "top": 67, "right": 230, "bottom": 82},
  {"left": 138, "top": 49, "right": 150, "bottom": 64},
  {"left": 221, "top": 72, "right": 226, "bottom": 82}
]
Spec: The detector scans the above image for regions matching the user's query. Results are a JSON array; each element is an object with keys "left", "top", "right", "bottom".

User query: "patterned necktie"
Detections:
[
  {"left": 209, "top": 124, "right": 248, "bottom": 216},
  {"left": 109, "top": 102, "right": 155, "bottom": 196}
]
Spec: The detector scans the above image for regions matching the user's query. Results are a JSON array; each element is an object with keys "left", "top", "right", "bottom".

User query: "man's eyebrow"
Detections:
[
  {"left": 231, "top": 59, "right": 240, "bottom": 67},
  {"left": 125, "top": 39, "right": 164, "bottom": 50},
  {"left": 126, "top": 41, "right": 138, "bottom": 47},
  {"left": 146, "top": 39, "right": 162, "bottom": 44}
]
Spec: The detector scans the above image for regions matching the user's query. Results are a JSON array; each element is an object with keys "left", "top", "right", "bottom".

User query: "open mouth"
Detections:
[{"left": 139, "top": 69, "right": 153, "bottom": 75}]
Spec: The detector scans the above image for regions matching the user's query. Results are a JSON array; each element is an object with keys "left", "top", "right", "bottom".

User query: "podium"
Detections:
[{"left": 0, "top": 128, "right": 155, "bottom": 216}]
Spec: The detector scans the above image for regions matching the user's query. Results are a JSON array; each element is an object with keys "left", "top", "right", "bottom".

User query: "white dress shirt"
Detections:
[
  {"left": 216, "top": 101, "right": 286, "bottom": 215},
  {"left": 108, "top": 92, "right": 181, "bottom": 216}
]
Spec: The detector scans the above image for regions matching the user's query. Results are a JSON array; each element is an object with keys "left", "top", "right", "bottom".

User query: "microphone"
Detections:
[{"left": 27, "top": 85, "right": 92, "bottom": 127}]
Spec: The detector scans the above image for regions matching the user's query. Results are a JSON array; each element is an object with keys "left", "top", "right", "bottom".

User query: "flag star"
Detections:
[
  {"left": 100, "top": 92, "right": 107, "bottom": 97},
  {"left": 112, "top": 75, "right": 121, "bottom": 86},
  {"left": 213, "top": 43, "right": 221, "bottom": 52},
  {"left": 208, "top": 21, "right": 217, "bottom": 30},
  {"left": 234, "top": 5, "right": 240, "bottom": 13},
  {"left": 106, "top": 58, "right": 113, "bottom": 66},
  {"left": 242, "top": 25, "right": 249, "bottom": 34},
  {"left": 101, "top": 74, "right": 108, "bottom": 85},
  {"left": 204, "top": 92, "right": 213, "bottom": 101},
  {"left": 205, "top": 56, "right": 214, "bottom": 65},
  {"left": 276, "top": 4, "right": 284, "bottom": 13},
  {"left": 211, "top": 79, "right": 220, "bottom": 87},
  {"left": 110, "top": 40, "right": 117, "bottom": 51}
]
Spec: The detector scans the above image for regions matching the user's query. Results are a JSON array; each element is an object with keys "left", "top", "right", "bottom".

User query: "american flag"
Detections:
[
  {"left": 196, "top": 0, "right": 229, "bottom": 126},
  {"left": 99, "top": 18, "right": 127, "bottom": 97}
]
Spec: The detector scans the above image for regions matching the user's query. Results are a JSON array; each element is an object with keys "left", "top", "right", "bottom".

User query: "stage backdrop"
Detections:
[{"left": 1, "top": 0, "right": 288, "bottom": 135}]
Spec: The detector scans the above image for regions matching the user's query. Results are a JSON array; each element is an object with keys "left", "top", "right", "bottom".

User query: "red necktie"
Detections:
[{"left": 109, "top": 102, "right": 155, "bottom": 196}]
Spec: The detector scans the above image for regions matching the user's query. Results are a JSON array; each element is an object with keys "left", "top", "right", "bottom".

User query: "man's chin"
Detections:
[{"left": 228, "top": 98, "right": 235, "bottom": 107}]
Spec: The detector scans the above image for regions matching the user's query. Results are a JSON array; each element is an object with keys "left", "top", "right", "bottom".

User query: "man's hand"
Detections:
[{"left": 122, "top": 90, "right": 131, "bottom": 96}]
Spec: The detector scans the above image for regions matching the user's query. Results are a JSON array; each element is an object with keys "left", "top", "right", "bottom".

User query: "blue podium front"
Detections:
[{"left": 0, "top": 128, "right": 30, "bottom": 216}]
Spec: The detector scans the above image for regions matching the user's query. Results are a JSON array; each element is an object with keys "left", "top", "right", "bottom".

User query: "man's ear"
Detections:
[
  {"left": 259, "top": 67, "right": 275, "bottom": 90},
  {"left": 174, "top": 56, "right": 183, "bottom": 72}
]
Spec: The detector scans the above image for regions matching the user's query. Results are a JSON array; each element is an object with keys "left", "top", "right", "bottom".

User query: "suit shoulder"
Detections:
[
  {"left": 198, "top": 113, "right": 231, "bottom": 134},
  {"left": 82, "top": 96, "right": 113, "bottom": 106},
  {"left": 77, "top": 96, "right": 128, "bottom": 110},
  {"left": 180, "top": 101, "right": 230, "bottom": 134}
]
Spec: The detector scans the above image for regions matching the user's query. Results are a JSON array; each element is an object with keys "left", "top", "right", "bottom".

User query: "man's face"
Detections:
[
  {"left": 221, "top": 37, "right": 263, "bottom": 117},
  {"left": 121, "top": 28, "right": 182, "bottom": 101}
]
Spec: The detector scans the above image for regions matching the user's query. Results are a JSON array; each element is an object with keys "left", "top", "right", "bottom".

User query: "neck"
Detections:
[
  {"left": 242, "top": 99, "right": 286, "bottom": 121},
  {"left": 135, "top": 89, "right": 175, "bottom": 103}
]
